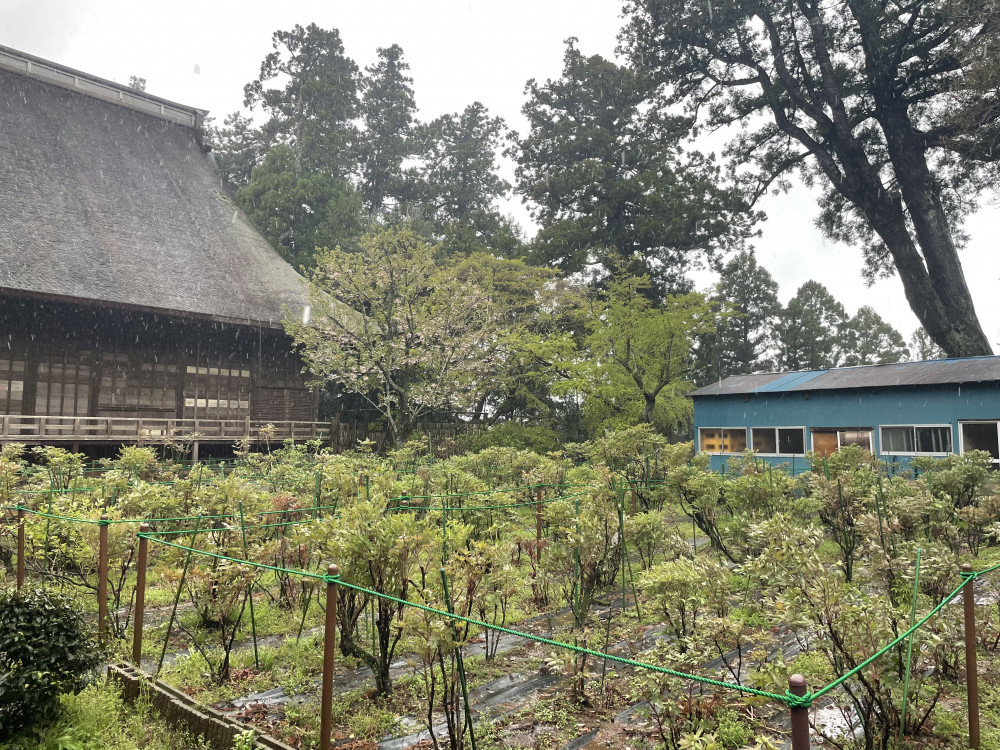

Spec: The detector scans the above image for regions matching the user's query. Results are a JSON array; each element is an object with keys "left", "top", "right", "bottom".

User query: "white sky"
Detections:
[{"left": 3, "top": 0, "right": 998, "bottom": 349}]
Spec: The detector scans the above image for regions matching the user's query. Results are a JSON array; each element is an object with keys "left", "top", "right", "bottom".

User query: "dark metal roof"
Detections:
[
  {"left": 0, "top": 50, "right": 312, "bottom": 329},
  {"left": 690, "top": 356, "right": 1000, "bottom": 397}
]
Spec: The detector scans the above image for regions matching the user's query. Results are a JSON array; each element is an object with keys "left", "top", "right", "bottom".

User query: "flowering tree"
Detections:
[{"left": 287, "top": 226, "right": 505, "bottom": 446}]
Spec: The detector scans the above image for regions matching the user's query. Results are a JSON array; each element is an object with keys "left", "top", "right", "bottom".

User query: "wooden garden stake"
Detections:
[
  {"left": 98, "top": 514, "right": 109, "bottom": 641},
  {"left": 16, "top": 507, "right": 25, "bottom": 589},
  {"left": 132, "top": 523, "right": 150, "bottom": 665},
  {"left": 789, "top": 673, "right": 810, "bottom": 749},
  {"left": 962, "top": 563, "right": 981, "bottom": 749},
  {"left": 320, "top": 564, "right": 339, "bottom": 750}
]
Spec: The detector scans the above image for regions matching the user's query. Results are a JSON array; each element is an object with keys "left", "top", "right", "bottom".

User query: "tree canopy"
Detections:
[
  {"left": 575, "top": 274, "right": 715, "bottom": 433},
  {"left": 774, "top": 281, "right": 847, "bottom": 371},
  {"left": 514, "top": 39, "right": 758, "bottom": 297}
]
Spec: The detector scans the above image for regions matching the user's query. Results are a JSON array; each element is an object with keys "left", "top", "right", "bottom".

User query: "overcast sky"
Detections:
[{"left": 4, "top": 0, "right": 998, "bottom": 349}]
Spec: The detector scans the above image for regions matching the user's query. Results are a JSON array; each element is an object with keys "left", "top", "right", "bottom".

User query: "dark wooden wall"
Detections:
[{"left": 0, "top": 296, "right": 317, "bottom": 423}]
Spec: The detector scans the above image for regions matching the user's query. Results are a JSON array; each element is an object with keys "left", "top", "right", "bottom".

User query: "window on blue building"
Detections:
[
  {"left": 880, "top": 425, "right": 952, "bottom": 455},
  {"left": 699, "top": 427, "right": 747, "bottom": 454},
  {"left": 960, "top": 422, "right": 999, "bottom": 464},
  {"left": 750, "top": 427, "right": 805, "bottom": 455},
  {"left": 812, "top": 428, "right": 873, "bottom": 457}
]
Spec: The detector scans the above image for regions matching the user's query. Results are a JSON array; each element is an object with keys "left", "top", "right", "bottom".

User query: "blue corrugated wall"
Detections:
[{"left": 692, "top": 381, "right": 1000, "bottom": 473}]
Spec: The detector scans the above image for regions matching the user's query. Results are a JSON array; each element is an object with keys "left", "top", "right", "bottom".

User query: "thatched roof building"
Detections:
[
  {"left": 0, "top": 47, "right": 326, "bottom": 452},
  {"left": 0, "top": 45, "right": 307, "bottom": 327}
]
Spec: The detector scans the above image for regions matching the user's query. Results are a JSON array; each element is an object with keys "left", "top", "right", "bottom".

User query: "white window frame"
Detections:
[
  {"left": 811, "top": 428, "right": 874, "bottom": 453},
  {"left": 698, "top": 426, "right": 749, "bottom": 455},
  {"left": 958, "top": 420, "right": 1000, "bottom": 465},
  {"left": 749, "top": 426, "right": 807, "bottom": 456},
  {"left": 878, "top": 424, "right": 953, "bottom": 456}
]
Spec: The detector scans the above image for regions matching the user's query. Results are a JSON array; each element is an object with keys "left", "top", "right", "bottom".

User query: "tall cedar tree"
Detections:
[
  {"left": 774, "top": 281, "right": 847, "bottom": 371},
  {"left": 514, "top": 39, "right": 758, "bottom": 297},
  {"left": 696, "top": 251, "right": 780, "bottom": 383},
  {"left": 238, "top": 24, "right": 364, "bottom": 268},
  {"left": 416, "top": 102, "right": 517, "bottom": 255},
  {"left": 623, "top": 0, "right": 997, "bottom": 356},
  {"left": 840, "top": 306, "right": 910, "bottom": 366},
  {"left": 359, "top": 45, "right": 419, "bottom": 217}
]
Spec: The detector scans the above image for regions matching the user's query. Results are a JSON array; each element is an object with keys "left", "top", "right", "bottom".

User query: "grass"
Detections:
[{"left": 0, "top": 678, "right": 211, "bottom": 750}]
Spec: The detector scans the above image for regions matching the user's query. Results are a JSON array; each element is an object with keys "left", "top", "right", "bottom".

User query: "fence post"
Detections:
[
  {"left": 98, "top": 515, "right": 109, "bottom": 641},
  {"left": 320, "top": 564, "right": 339, "bottom": 750},
  {"left": 789, "top": 674, "right": 810, "bottom": 750},
  {"left": 631, "top": 486, "right": 637, "bottom": 515},
  {"left": 16, "top": 507, "right": 25, "bottom": 589},
  {"left": 535, "top": 486, "right": 543, "bottom": 562},
  {"left": 132, "top": 523, "right": 150, "bottom": 665},
  {"left": 962, "top": 563, "right": 981, "bottom": 749}
]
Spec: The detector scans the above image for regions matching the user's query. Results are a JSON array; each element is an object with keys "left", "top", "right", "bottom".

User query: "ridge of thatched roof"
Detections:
[{"left": 0, "top": 46, "right": 311, "bottom": 329}]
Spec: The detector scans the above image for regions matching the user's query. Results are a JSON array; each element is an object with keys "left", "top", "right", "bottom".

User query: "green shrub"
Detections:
[
  {"left": 713, "top": 709, "right": 754, "bottom": 749},
  {"left": 0, "top": 587, "right": 103, "bottom": 739},
  {"left": 459, "top": 422, "right": 561, "bottom": 455}
]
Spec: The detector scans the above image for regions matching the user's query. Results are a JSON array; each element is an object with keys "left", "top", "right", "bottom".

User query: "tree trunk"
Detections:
[
  {"left": 641, "top": 392, "right": 656, "bottom": 424},
  {"left": 847, "top": 0, "right": 992, "bottom": 357}
]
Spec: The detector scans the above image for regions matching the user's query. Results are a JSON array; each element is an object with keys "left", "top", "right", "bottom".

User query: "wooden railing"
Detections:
[{"left": 0, "top": 416, "right": 330, "bottom": 443}]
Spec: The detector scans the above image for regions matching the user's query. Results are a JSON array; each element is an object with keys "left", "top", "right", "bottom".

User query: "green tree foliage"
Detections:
[
  {"left": 243, "top": 24, "right": 359, "bottom": 176},
  {"left": 359, "top": 44, "right": 419, "bottom": 217},
  {"left": 774, "top": 281, "right": 847, "bottom": 370},
  {"left": 0, "top": 587, "right": 103, "bottom": 738},
  {"left": 577, "top": 274, "right": 714, "bottom": 433},
  {"left": 840, "top": 306, "right": 910, "bottom": 366},
  {"left": 416, "top": 102, "right": 517, "bottom": 255},
  {"left": 450, "top": 253, "right": 578, "bottom": 424},
  {"left": 287, "top": 226, "right": 507, "bottom": 447},
  {"left": 211, "top": 112, "right": 265, "bottom": 189},
  {"left": 235, "top": 144, "right": 364, "bottom": 269},
  {"left": 696, "top": 251, "right": 780, "bottom": 383},
  {"left": 514, "top": 39, "right": 757, "bottom": 297},
  {"left": 235, "top": 24, "right": 365, "bottom": 268},
  {"left": 623, "top": 0, "right": 997, "bottom": 356}
]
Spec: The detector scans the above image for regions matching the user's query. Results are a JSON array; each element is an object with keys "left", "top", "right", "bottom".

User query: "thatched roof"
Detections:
[{"left": 0, "top": 46, "right": 310, "bottom": 329}]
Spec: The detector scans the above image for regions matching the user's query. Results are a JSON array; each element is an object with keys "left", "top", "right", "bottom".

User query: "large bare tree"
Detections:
[{"left": 623, "top": 0, "right": 999, "bottom": 356}]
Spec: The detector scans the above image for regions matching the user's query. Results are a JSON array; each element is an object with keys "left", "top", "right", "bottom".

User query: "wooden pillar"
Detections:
[
  {"left": 191, "top": 441, "right": 199, "bottom": 463},
  {"left": 98, "top": 515, "right": 109, "bottom": 641},
  {"left": 963, "top": 564, "right": 981, "bottom": 749},
  {"left": 320, "top": 565, "right": 339, "bottom": 750},
  {"left": 789, "top": 674, "right": 810, "bottom": 749},
  {"left": 132, "top": 524, "right": 150, "bottom": 665}
]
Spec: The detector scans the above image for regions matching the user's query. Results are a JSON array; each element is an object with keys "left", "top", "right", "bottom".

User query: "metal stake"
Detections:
[
  {"left": 98, "top": 514, "right": 109, "bottom": 641},
  {"left": 16, "top": 507, "right": 25, "bottom": 589}
]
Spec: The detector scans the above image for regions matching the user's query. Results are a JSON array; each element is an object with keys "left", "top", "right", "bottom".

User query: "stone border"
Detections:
[{"left": 107, "top": 663, "right": 295, "bottom": 750}]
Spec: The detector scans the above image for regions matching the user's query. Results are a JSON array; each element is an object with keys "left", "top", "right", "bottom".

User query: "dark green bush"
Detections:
[
  {"left": 458, "top": 422, "right": 561, "bottom": 455},
  {"left": 0, "top": 587, "right": 103, "bottom": 739}
]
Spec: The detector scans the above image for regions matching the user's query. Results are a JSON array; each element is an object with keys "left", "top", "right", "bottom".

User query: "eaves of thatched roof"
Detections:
[{"left": 0, "top": 46, "right": 311, "bottom": 330}]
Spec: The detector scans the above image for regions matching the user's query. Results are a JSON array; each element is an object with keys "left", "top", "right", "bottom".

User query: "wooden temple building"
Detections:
[{"left": 0, "top": 46, "right": 330, "bottom": 456}]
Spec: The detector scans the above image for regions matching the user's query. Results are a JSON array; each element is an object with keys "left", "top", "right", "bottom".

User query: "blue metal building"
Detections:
[{"left": 690, "top": 357, "right": 1000, "bottom": 472}]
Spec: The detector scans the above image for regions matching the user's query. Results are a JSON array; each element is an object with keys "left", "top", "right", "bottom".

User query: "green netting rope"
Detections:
[{"left": 5, "top": 505, "right": 235, "bottom": 525}]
